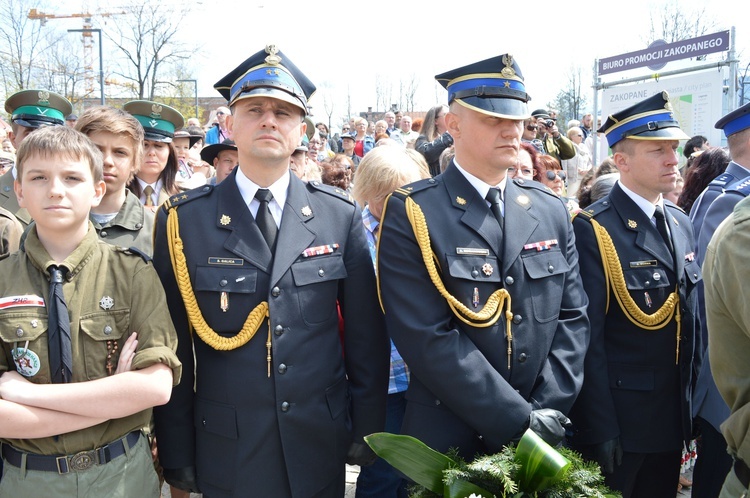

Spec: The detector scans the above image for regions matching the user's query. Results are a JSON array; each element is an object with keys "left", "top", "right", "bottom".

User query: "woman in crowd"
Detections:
[
  {"left": 677, "top": 147, "right": 731, "bottom": 213},
  {"left": 538, "top": 153, "right": 579, "bottom": 215},
  {"left": 510, "top": 141, "right": 542, "bottom": 181},
  {"left": 351, "top": 145, "right": 430, "bottom": 498},
  {"left": 352, "top": 117, "right": 375, "bottom": 158},
  {"left": 415, "top": 104, "right": 454, "bottom": 177},
  {"left": 124, "top": 101, "right": 183, "bottom": 211}
]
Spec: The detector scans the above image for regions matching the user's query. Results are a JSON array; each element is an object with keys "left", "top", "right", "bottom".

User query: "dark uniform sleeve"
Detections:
[
  {"left": 151, "top": 207, "right": 197, "bottom": 470},
  {"left": 377, "top": 193, "right": 533, "bottom": 448},
  {"left": 568, "top": 214, "right": 620, "bottom": 445}
]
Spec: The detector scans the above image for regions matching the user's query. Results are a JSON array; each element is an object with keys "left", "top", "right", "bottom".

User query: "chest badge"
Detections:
[
  {"left": 12, "top": 347, "right": 41, "bottom": 377},
  {"left": 482, "top": 263, "right": 494, "bottom": 276},
  {"left": 517, "top": 194, "right": 530, "bottom": 206},
  {"left": 99, "top": 296, "right": 114, "bottom": 310},
  {"left": 301, "top": 206, "right": 312, "bottom": 217},
  {"left": 220, "top": 214, "right": 231, "bottom": 226}
]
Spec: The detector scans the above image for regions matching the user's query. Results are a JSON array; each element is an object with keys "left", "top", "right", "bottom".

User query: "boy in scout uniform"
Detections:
[
  {"left": 377, "top": 54, "right": 589, "bottom": 460},
  {"left": 0, "top": 89, "right": 73, "bottom": 227},
  {"left": 568, "top": 92, "right": 701, "bottom": 498},
  {"left": 75, "top": 106, "right": 155, "bottom": 255},
  {"left": 151, "top": 45, "right": 389, "bottom": 497},
  {"left": 0, "top": 126, "right": 181, "bottom": 496}
]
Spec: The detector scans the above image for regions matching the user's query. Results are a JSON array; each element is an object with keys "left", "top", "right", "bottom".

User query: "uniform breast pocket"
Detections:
[
  {"left": 445, "top": 254, "right": 502, "bottom": 282},
  {"left": 623, "top": 267, "right": 671, "bottom": 311},
  {"left": 521, "top": 250, "right": 570, "bottom": 323},
  {"left": 291, "top": 253, "right": 347, "bottom": 326},
  {"left": 684, "top": 260, "right": 702, "bottom": 286},
  {"left": 80, "top": 309, "right": 130, "bottom": 380},
  {"left": 0, "top": 312, "right": 50, "bottom": 383}
]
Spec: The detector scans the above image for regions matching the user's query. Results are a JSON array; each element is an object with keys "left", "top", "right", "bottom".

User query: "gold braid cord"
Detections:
[
  {"left": 166, "top": 208, "right": 269, "bottom": 351},
  {"left": 590, "top": 218, "right": 682, "bottom": 364},
  {"left": 404, "top": 197, "right": 513, "bottom": 347}
]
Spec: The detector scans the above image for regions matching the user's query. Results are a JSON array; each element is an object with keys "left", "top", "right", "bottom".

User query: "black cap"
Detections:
[
  {"left": 5, "top": 89, "right": 72, "bottom": 128},
  {"left": 214, "top": 44, "right": 315, "bottom": 115},
  {"left": 598, "top": 91, "right": 690, "bottom": 148},
  {"left": 435, "top": 53, "right": 530, "bottom": 119},
  {"left": 531, "top": 109, "right": 551, "bottom": 120},
  {"left": 200, "top": 139, "right": 237, "bottom": 164},
  {"left": 715, "top": 101, "right": 750, "bottom": 137}
]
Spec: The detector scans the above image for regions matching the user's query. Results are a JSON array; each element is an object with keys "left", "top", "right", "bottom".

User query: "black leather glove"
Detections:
[
  {"left": 527, "top": 408, "right": 572, "bottom": 447},
  {"left": 592, "top": 437, "right": 623, "bottom": 474},
  {"left": 163, "top": 466, "right": 200, "bottom": 493},
  {"left": 346, "top": 441, "right": 377, "bottom": 467}
]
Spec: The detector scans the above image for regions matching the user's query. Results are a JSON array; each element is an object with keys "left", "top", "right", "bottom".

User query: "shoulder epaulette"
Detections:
[
  {"left": 161, "top": 185, "right": 214, "bottom": 212},
  {"left": 512, "top": 177, "right": 558, "bottom": 199},
  {"left": 117, "top": 246, "right": 151, "bottom": 263},
  {"left": 727, "top": 176, "right": 750, "bottom": 197},
  {"left": 574, "top": 198, "right": 611, "bottom": 221},
  {"left": 391, "top": 178, "right": 439, "bottom": 200},
  {"left": 664, "top": 199, "right": 686, "bottom": 214},
  {"left": 307, "top": 181, "right": 355, "bottom": 204},
  {"left": 707, "top": 172, "right": 737, "bottom": 190}
]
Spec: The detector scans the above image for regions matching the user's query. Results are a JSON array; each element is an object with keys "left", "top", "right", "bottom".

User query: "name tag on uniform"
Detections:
[
  {"left": 208, "top": 257, "right": 244, "bottom": 266},
  {"left": 456, "top": 247, "right": 490, "bottom": 256},
  {"left": 0, "top": 295, "right": 45, "bottom": 309},
  {"left": 630, "top": 260, "right": 658, "bottom": 268}
]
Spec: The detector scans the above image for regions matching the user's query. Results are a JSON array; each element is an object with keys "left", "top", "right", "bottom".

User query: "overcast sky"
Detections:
[{"left": 74, "top": 0, "right": 749, "bottom": 124}]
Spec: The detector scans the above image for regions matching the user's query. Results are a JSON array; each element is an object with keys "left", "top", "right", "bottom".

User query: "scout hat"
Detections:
[
  {"left": 599, "top": 91, "right": 690, "bottom": 148},
  {"left": 715, "top": 101, "right": 750, "bottom": 137},
  {"left": 123, "top": 100, "right": 184, "bottom": 143},
  {"left": 435, "top": 53, "right": 530, "bottom": 120},
  {"left": 214, "top": 44, "right": 316, "bottom": 115},
  {"left": 174, "top": 128, "right": 202, "bottom": 148},
  {"left": 4, "top": 89, "right": 72, "bottom": 128},
  {"left": 200, "top": 139, "right": 237, "bottom": 164}
]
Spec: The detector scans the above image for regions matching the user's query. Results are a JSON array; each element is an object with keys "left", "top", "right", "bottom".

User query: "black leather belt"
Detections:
[
  {"left": 735, "top": 458, "right": 750, "bottom": 489},
  {"left": 1, "top": 430, "right": 141, "bottom": 474}
]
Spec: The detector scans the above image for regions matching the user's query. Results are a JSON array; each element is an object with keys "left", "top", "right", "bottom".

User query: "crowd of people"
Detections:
[{"left": 2, "top": 44, "right": 750, "bottom": 498}]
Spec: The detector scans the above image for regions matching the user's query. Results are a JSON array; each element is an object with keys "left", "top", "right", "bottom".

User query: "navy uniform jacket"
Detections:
[
  {"left": 690, "top": 161, "right": 750, "bottom": 245},
  {"left": 151, "top": 170, "right": 389, "bottom": 497},
  {"left": 569, "top": 183, "right": 701, "bottom": 453},
  {"left": 377, "top": 163, "right": 589, "bottom": 459}
]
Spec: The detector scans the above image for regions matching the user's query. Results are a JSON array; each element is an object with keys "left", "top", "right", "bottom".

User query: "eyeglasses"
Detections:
[
  {"left": 526, "top": 125, "right": 538, "bottom": 131},
  {"left": 545, "top": 170, "right": 566, "bottom": 181},
  {"left": 216, "top": 111, "right": 226, "bottom": 116}
]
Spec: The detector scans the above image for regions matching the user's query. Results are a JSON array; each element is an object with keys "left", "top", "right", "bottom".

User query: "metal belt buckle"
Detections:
[{"left": 68, "top": 450, "right": 97, "bottom": 471}]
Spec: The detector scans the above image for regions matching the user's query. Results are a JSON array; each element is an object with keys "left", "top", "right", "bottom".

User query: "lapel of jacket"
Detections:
[
  {"left": 609, "top": 183, "right": 674, "bottom": 270},
  {"left": 443, "top": 164, "right": 503, "bottom": 258},
  {"left": 666, "top": 205, "right": 687, "bottom": 280},
  {"left": 270, "top": 175, "right": 316, "bottom": 287},
  {"left": 502, "top": 181, "right": 538, "bottom": 273},
  {"left": 215, "top": 170, "right": 273, "bottom": 273}
]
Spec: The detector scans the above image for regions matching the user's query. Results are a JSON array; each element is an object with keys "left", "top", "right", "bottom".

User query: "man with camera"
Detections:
[{"left": 532, "top": 109, "right": 576, "bottom": 166}]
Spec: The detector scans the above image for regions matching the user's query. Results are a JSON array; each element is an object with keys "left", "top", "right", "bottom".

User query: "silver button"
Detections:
[
  {"left": 31, "top": 320, "right": 38, "bottom": 328},
  {"left": 274, "top": 325, "right": 284, "bottom": 336},
  {"left": 281, "top": 401, "right": 290, "bottom": 412},
  {"left": 513, "top": 315, "right": 522, "bottom": 324},
  {"left": 15, "top": 327, "right": 23, "bottom": 338},
  {"left": 278, "top": 364, "right": 287, "bottom": 374},
  {"left": 518, "top": 353, "right": 528, "bottom": 363},
  {"left": 471, "top": 270, "right": 479, "bottom": 278},
  {"left": 318, "top": 268, "right": 325, "bottom": 277},
  {"left": 505, "top": 276, "right": 514, "bottom": 285},
  {"left": 547, "top": 265, "right": 555, "bottom": 273},
  {"left": 135, "top": 223, "right": 143, "bottom": 229},
  {"left": 100, "top": 231, "right": 108, "bottom": 238},
  {"left": 272, "top": 287, "right": 280, "bottom": 297},
  {"left": 653, "top": 272, "right": 661, "bottom": 281},
  {"left": 104, "top": 325, "right": 113, "bottom": 335},
  {"left": 220, "top": 279, "right": 228, "bottom": 286}
]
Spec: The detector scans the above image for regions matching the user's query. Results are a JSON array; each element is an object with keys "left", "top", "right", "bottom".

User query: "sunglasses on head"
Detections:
[{"left": 545, "top": 170, "right": 566, "bottom": 181}]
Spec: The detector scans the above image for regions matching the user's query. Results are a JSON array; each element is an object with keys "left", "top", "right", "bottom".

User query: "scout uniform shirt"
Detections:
[
  {"left": 0, "top": 224, "right": 181, "bottom": 455},
  {"left": 90, "top": 190, "right": 155, "bottom": 256}
]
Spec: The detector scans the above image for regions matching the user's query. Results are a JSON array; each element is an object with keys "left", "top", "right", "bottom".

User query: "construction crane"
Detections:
[{"left": 28, "top": 8, "right": 125, "bottom": 95}]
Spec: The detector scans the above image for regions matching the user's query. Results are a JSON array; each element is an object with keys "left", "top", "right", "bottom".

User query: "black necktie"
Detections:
[
  {"left": 47, "top": 265, "right": 72, "bottom": 383},
  {"left": 485, "top": 188, "right": 505, "bottom": 230},
  {"left": 255, "top": 189, "right": 278, "bottom": 252},
  {"left": 654, "top": 204, "right": 674, "bottom": 255}
]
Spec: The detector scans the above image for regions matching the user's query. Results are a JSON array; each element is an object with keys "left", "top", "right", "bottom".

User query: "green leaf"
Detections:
[
  {"left": 514, "top": 429, "right": 570, "bottom": 492},
  {"left": 444, "top": 478, "right": 495, "bottom": 498},
  {"left": 365, "top": 432, "right": 456, "bottom": 494}
]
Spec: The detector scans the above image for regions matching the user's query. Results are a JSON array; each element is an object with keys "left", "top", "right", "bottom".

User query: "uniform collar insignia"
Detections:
[
  {"left": 456, "top": 196, "right": 466, "bottom": 205},
  {"left": 627, "top": 219, "right": 638, "bottom": 229},
  {"left": 301, "top": 206, "right": 312, "bottom": 217},
  {"left": 220, "top": 214, "right": 231, "bottom": 225}
]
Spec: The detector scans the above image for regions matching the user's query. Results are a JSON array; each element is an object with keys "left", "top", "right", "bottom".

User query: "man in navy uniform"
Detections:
[
  {"left": 690, "top": 102, "right": 750, "bottom": 498},
  {"left": 0, "top": 89, "right": 72, "bottom": 226},
  {"left": 377, "top": 53, "right": 589, "bottom": 460},
  {"left": 151, "top": 45, "right": 389, "bottom": 497},
  {"left": 568, "top": 92, "right": 702, "bottom": 498}
]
